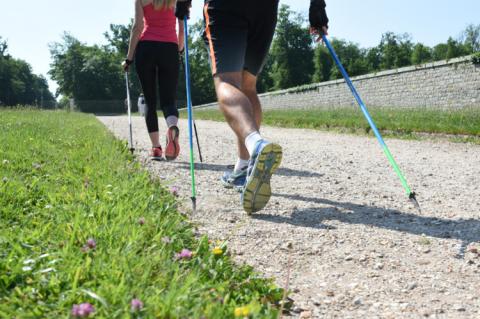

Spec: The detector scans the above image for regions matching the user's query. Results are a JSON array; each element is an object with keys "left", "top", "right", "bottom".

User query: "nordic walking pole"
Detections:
[
  {"left": 322, "top": 34, "right": 421, "bottom": 212},
  {"left": 124, "top": 72, "right": 135, "bottom": 154},
  {"left": 193, "top": 121, "right": 203, "bottom": 163},
  {"left": 183, "top": 18, "right": 197, "bottom": 211},
  {"left": 180, "top": 55, "right": 203, "bottom": 163}
]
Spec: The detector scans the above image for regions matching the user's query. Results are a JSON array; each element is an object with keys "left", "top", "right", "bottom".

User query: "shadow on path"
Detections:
[
  {"left": 173, "top": 162, "right": 323, "bottom": 178},
  {"left": 253, "top": 193, "right": 480, "bottom": 257}
]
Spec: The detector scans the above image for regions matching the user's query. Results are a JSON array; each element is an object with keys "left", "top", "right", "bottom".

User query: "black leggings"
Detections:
[{"left": 135, "top": 41, "right": 179, "bottom": 133}]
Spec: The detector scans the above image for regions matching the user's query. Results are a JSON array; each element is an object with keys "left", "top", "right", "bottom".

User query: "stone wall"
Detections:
[{"left": 195, "top": 55, "right": 480, "bottom": 110}]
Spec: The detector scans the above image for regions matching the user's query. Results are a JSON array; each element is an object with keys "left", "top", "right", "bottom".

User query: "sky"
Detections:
[{"left": 0, "top": 0, "right": 479, "bottom": 94}]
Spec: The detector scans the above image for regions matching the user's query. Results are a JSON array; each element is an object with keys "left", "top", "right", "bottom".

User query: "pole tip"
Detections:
[
  {"left": 129, "top": 148, "right": 135, "bottom": 154},
  {"left": 409, "top": 192, "right": 422, "bottom": 213},
  {"left": 191, "top": 197, "right": 197, "bottom": 213}
]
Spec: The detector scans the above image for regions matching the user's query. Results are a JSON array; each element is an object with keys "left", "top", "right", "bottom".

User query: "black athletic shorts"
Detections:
[{"left": 202, "top": 0, "right": 279, "bottom": 76}]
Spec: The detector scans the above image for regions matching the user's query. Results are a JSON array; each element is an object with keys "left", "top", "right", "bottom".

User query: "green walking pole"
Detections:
[{"left": 322, "top": 34, "right": 421, "bottom": 212}]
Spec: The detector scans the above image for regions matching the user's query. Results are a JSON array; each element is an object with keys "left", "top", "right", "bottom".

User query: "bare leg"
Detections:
[
  {"left": 213, "top": 72, "right": 259, "bottom": 157},
  {"left": 148, "top": 132, "right": 161, "bottom": 148},
  {"left": 236, "top": 71, "right": 262, "bottom": 160}
]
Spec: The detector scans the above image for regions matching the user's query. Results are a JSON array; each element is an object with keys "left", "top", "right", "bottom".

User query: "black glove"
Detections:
[
  {"left": 309, "top": 0, "right": 329, "bottom": 32},
  {"left": 175, "top": 0, "right": 192, "bottom": 19}
]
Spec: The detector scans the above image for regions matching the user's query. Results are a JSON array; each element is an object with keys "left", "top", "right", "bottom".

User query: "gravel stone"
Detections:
[
  {"left": 406, "top": 282, "right": 418, "bottom": 290},
  {"left": 374, "top": 263, "right": 384, "bottom": 270},
  {"left": 353, "top": 297, "right": 363, "bottom": 306}
]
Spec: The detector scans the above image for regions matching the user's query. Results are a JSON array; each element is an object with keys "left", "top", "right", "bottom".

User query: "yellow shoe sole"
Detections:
[{"left": 242, "top": 143, "right": 283, "bottom": 214}]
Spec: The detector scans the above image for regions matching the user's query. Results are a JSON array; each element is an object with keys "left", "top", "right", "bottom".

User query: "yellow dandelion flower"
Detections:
[
  {"left": 234, "top": 307, "right": 243, "bottom": 317},
  {"left": 234, "top": 306, "right": 250, "bottom": 318},
  {"left": 212, "top": 247, "right": 223, "bottom": 256}
]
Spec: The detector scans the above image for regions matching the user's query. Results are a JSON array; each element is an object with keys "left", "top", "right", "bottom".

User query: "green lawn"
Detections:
[
  {"left": 185, "top": 107, "right": 480, "bottom": 142},
  {"left": 0, "top": 109, "right": 284, "bottom": 318}
]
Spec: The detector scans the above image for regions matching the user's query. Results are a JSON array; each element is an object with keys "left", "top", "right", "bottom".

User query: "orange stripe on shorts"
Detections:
[{"left": 203, "top": 3, "right": 217, "bottom": 75}]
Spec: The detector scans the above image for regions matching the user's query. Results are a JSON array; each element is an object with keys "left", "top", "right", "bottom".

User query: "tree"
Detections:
[
  {"left": 49, "top": 33, "right": 83, "bottom": 98},
  {"left": 378, "top": 32, "right": 398, "bottom": 70},
  {"left": 446, "top": 37, "right": 468, "bottom": 59},
  {"left": 329, "top": 39, "right": 368, "bottom": 79},
  {"left": 313, "top": 45, "right": 333, "bottom": 82},
  {"left": 104, "top": 22, "right": 143, "bottom": 105},
  {"left": 461, "top": 24, "right": 480, "bottom": 52},
  {"left": 257, "top": 56, "right": 275, "bottom": 93},
  {"left": 365, "top": 47, "right": 381, "bottom": 72},
  {"left": 182, "top": 21, "right": 216, "bottom": 105},
  {"left": 270, "top": 5, "right": 314, "bottom": 90},
  {"left": 0, "top": 37, "right": 7, "bottom": 57},
  {"left": 432, "top": 43, "right": 448, "bottom": 60},
  {"left": 396, "top": 34, "right": 414, "bottom": 67},
  {"left": 104, "top": 22, "right": 132, "bottom": 55},
  {"left": 0, "top": 37, "right": 55, "bottom": 107},
  {"left": 411, "top": 43, "right": 432, "bottom": 64},
  {"left": 49, "top": 33, "right": 125, "bottom": 112},
  {"left": 431, "top": 37, "right": 470, "bottom": 61},
  {"left": 378, "top": 32, "right": 413, "bottom": 69}
]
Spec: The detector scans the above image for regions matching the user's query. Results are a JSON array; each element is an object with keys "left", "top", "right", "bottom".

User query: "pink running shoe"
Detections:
[
  {"left": 165, "top": 126, "right": 180, "bottom": 161},
  {"left": 149, "top": 147, "right": 163, "bottom": 161}
]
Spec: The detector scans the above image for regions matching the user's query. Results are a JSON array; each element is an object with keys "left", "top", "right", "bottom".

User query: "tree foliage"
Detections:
[
  {"left": 0, "top": 37, "right": 55, "bottom": 107},
  {"left": 270, "top": 5, "right": 314, "bottom": 90},
  {"left": 329, "top": 39, "right": 368, "bottom": 79},
  {"left": 48, "top": 22, "right": 216, "bottom": 113},
  {"left": 49, "top": 33, "right": 131, "bottom": 113},
  {"left": 46, "top": 11, "right": 479, "bottom": 113},
  {"left": 182, "top": 21, "right": 216, "bottom": 105},
  {"left": 104, "top": 22, "right": 132, "bottom": 55},
  {"left": 104, "top": 22, "right": 144, "bottom": 103},
  {"left": 412, "top": 43, "right": 432, "bottom": 64},
  {"left": 461, "top": 24, "right": 480, "bottom": 52}
]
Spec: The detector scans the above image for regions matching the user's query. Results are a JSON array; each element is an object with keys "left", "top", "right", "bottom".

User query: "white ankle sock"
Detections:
[
  {"left": 166, "top": 116, "right": 178, "bottom": 128},
  {"left": 234, "top": 158, "right": 249, "bottom": 173},
  {"left": 245, "top": 131, "right": 263, "bottom": 156}
]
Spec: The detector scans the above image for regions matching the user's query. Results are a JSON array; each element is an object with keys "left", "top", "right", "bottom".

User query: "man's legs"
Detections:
[
  {"left": 213, "top": 70, "right": 282, "bottom": 214},
  {"left": 204, "top": 0, "right": 282, "bottom": 213}
]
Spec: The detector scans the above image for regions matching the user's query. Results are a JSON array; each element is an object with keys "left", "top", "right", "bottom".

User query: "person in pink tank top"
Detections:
[{"left": 123, "top": 0, "right": 185, "bottom": 161}]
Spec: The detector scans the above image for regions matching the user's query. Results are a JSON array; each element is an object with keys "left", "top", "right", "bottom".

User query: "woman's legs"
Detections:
[{"left": 135, "top": 41, "right": 161, "bottom": 148}]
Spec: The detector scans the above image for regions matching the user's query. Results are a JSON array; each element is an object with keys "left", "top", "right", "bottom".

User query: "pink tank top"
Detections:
[{"left": 140, "top": 4, "right": 178, "bottom": 44}]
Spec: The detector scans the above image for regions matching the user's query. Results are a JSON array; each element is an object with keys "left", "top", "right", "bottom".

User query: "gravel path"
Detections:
[{"left": 98, "top": 116, "right": 480, "bottom": 318}]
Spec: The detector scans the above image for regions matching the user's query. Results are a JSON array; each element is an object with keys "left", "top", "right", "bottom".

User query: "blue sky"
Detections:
[{"left": 0, "top": 0, "right": 478, "bottom": 93}]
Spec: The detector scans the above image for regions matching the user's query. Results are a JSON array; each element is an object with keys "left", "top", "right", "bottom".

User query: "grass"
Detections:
[
  {"left": 0, "top": 108, "right": 284, "bottom": 318},
  {"left": 185, "top": 107, "right": 480, "bottom": 143}
]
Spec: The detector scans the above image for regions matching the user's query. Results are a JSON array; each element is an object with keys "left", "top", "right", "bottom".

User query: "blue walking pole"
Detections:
[
  {"left": 322, "top": 34, "right": 421, "bottom": 212},
  {"left": 183, "top": 19, "right": 197, "bottom": 212}
]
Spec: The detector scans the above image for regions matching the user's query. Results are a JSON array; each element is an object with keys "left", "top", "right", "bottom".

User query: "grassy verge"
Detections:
[
  {"left": 0, "top": 109, "right": 284, "bottom": 318},
  {"left": 185, "top": 107, "right": 480, "bottom": 143}
]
